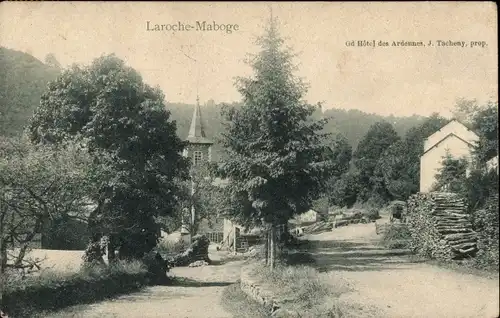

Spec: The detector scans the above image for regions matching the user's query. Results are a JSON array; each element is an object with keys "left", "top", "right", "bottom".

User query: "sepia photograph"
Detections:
[{"left": 0, "top": 2, "right": 498, "bottom": 317}]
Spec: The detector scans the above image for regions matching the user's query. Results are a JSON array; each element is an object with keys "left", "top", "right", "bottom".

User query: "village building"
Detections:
[
  {"left": 180, "top": 97, "right": 215, "bottom": 244},
  {"left": 419, "top": 119, "right": 479, "bottom": 192}
]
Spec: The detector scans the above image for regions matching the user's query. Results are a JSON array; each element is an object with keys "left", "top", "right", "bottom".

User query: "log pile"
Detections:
[
  {"left": 406, "top": 192, "right": 477, "bottom": 260},
  {"left": 302, "top": 221, "right": 333, "bottom": 234},
  {"left": 170, "top": 234, "right": 211, "bottom": 266},
  {"left": 332, "top": 210, "right": 366, "bottom": 228}
]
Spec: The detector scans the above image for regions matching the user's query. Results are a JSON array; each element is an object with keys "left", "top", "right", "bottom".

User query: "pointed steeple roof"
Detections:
[{"left": 186, "top": 96, "right": 213, "bottom": 144}]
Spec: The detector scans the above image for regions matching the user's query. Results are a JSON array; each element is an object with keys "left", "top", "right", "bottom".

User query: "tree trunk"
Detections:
[
  {"left": 270, "top": 225, "right": 275, "bottom": 270},
  {"left": 84, "top": 202, "right": 105, "bottom": 264},
  {"left": 233, "top": 224, "right": 237, "bottom": 255},
  {"left": 107, "top": 235, "right": 116, "bottom": 263},
  {"left": 0, "top": 192, "right": 5, "bottom": 309},
  {"left": 264, "top": 227, "right": 269, "bottom": 265}
]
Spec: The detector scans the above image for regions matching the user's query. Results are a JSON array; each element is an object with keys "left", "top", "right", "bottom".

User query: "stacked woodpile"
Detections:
[
  {"left": 406, "top": 192, "right": 478, "bottom": 260},
  {"left": 332, "top": 210, "right": 366, "bottom": 228},
  {"left": 170, "top": 234, "right": 211, "bottom": 266},
  {"left": 302, "top": 221, "right": 332, "bottom": 234}
]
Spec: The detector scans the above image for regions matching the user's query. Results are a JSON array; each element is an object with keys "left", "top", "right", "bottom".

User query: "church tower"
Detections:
[
  {"left": 183, "top": 96, "right": 213, "bottom": 165},
  {"left": 180, "top": 97, "right": 213, "bottom": 243}
]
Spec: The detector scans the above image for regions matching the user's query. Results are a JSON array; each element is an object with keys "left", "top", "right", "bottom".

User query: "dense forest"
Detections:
[{"left": 0, "top": 47, "right": 60, "bottom": 136}]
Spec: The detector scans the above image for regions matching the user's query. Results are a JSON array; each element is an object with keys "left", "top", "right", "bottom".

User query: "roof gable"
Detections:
[
  {"left": 422, "top": 132, "right": 475, "bottom": 156},
  {"left": 424, "top": 119, "right": 479, "bottom": 152}
]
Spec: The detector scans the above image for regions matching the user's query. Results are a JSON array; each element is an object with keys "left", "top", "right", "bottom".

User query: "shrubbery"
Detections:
[
  {"left": 2, "top": 260, "right": 151, "bottom": 318},
  {"left": 381, "top": 224, "right": 411, "bottom": 249},
  {"left": 157, "top": 238, "right": 188, "bottom": 256},
  {"left": 248, "top": 263, "right": 380, "bottom": 317},
  {"left": 471, "top": 193, "right": 499, "bottom": 269},
  {"left": 363, "top": 208, "right": 380, "bottom": 221},
  {"left": 251, "top": 264, "right": 341, "bottom": 315}
]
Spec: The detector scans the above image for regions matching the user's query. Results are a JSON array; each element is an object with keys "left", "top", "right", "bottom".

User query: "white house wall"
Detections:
[{"left": 420, "top": 134, "right": 475, "bottom": 192}]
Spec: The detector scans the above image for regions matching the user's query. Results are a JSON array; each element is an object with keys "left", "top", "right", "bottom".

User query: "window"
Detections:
[{"left": 193, "top": 151, "right": 203, "bottom": 166}]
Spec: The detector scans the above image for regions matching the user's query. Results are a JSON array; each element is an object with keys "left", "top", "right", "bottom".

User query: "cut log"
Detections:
[
  {"left": 444, "top": 233, "right": 476, "bottom": 240},
  {"left": 450, "top": 242, "right": 476, "bottom": 250},
  {"left": 458, "top": 247, "right": 477, "bottom": 254}
]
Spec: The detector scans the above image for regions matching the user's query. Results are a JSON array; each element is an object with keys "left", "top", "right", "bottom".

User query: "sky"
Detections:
[{"left": 0, "top": 2, "right": 497, "bottom": 117}]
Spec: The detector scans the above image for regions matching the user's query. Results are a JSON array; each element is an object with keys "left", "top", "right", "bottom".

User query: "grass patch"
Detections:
[
  {"left": 251, "top": 264, "right": 335, "bottom": 309},
  {"left": 2, "top": 260, "right": 151, "bottom": 318},
  {"left": 221, "top": 283, "right": 270, "bottom": 318},
  {"left": 380, "top": 223, "right": 411, "bottom": 249},
  {"left": 250, "top": 264, "right": 356, "bottom": 317},
  {"left": 248, "top": 264, "right": 383, "bottom": 317}
]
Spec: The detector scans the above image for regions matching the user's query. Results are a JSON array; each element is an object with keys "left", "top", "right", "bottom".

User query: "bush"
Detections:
[
  {"left": 142, "top": 250, "right": 171, "bottom": 284},
  {"left": 381, "top": 224, "right": 411, "bottom": 249},
  {"left": 472, "top": 194, "right": 499, "bottom": 269},
  {"left": 2, "top": 260, "right": 151, "bottom": 318},
  {"left": 157, "top": 238, "right": 188, "bottom": 256},
  {"left": 363, "top": 208, "right": 380, "bottom": 221}
]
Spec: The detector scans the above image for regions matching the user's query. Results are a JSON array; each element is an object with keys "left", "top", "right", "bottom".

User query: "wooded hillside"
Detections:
[
  {"left": 1, "top": 48, "right": 425, "bottom": 155},
  {"left": 0, "top": 47, "right": 60, "bottom": 136}
]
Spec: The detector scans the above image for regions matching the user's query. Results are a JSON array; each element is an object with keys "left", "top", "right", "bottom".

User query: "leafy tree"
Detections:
[
  {"left": 324, "top": 133, "right": 352, "bottom": 177},
  {"left": 370, "top": 114, "right": 449, "bottom": 203},
  {"left": 432, "top": 152, "right": 469, "bottom": 193},
  {"left": 27, "top": 55, "right": 190, "bottom": 262},
  {"left": 311, "top": 195, "right": 329, "bottom": 221},
  {"left": 451, "top": 98, "right": 482, "bottom": 125},
  {"left": 217, "top": 16, "right": 332, "bottom": 268},
  {"left": 172, "top": 162, "right": 226, "bottom": 236},
  {"left": 455, "top": 99, "right": 499, "bottom": 211},
  {"left": 470, "top": 101, "right": 498, "bottom": 165},
  {"left": 352, "top": 121, "right": 400, "bottom": 202},
  {"left": 375, "top": 139, "right": 419, "bottom": 201},
  {"left": 462, "top": 168, "right": 499, "bottom": 213},
  {"left": 402, "top": 114, "right": 449, "bottom": 190},
  {"left": 0, "top": 137, "right": 92, "bottom": 275},
  {"left": 328, "top": 170, "right": 360, "bottom": 208}
]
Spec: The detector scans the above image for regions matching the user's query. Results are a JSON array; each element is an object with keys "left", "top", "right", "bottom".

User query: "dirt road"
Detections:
[
  {"left": 44, "top": 249, "right": 244, "bottom": 318},
  {"left": 305, "top": 222, "right": 500, "bottom": 318}
]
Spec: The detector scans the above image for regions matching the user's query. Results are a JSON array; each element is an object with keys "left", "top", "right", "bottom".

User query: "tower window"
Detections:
[{"left": 193, "top": 151, "right": 203, "bottom": 165}]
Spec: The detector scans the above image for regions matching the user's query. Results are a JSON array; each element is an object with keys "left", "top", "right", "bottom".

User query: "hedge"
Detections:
[{"left": 2, "top": 261, "right": 153, "bottom": 318}]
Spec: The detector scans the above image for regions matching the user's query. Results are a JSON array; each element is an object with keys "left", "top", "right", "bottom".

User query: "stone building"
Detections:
[
  {"left": 180, "top": 97, "right": 215, "bottom": 244},
  {"left": 183, "top": 97, "right": 213, "bottom": 164}
]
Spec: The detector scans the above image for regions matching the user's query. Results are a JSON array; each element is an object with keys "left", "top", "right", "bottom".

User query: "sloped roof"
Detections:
[
  {"left": 422, "top": 132, "right": 476, "bottom": 156},
  {"left": 186, "top": 102, "right": 213, "bottom": 145},
  {"left": 424, "top": 119, "right": 479, "bottom": 153}
]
